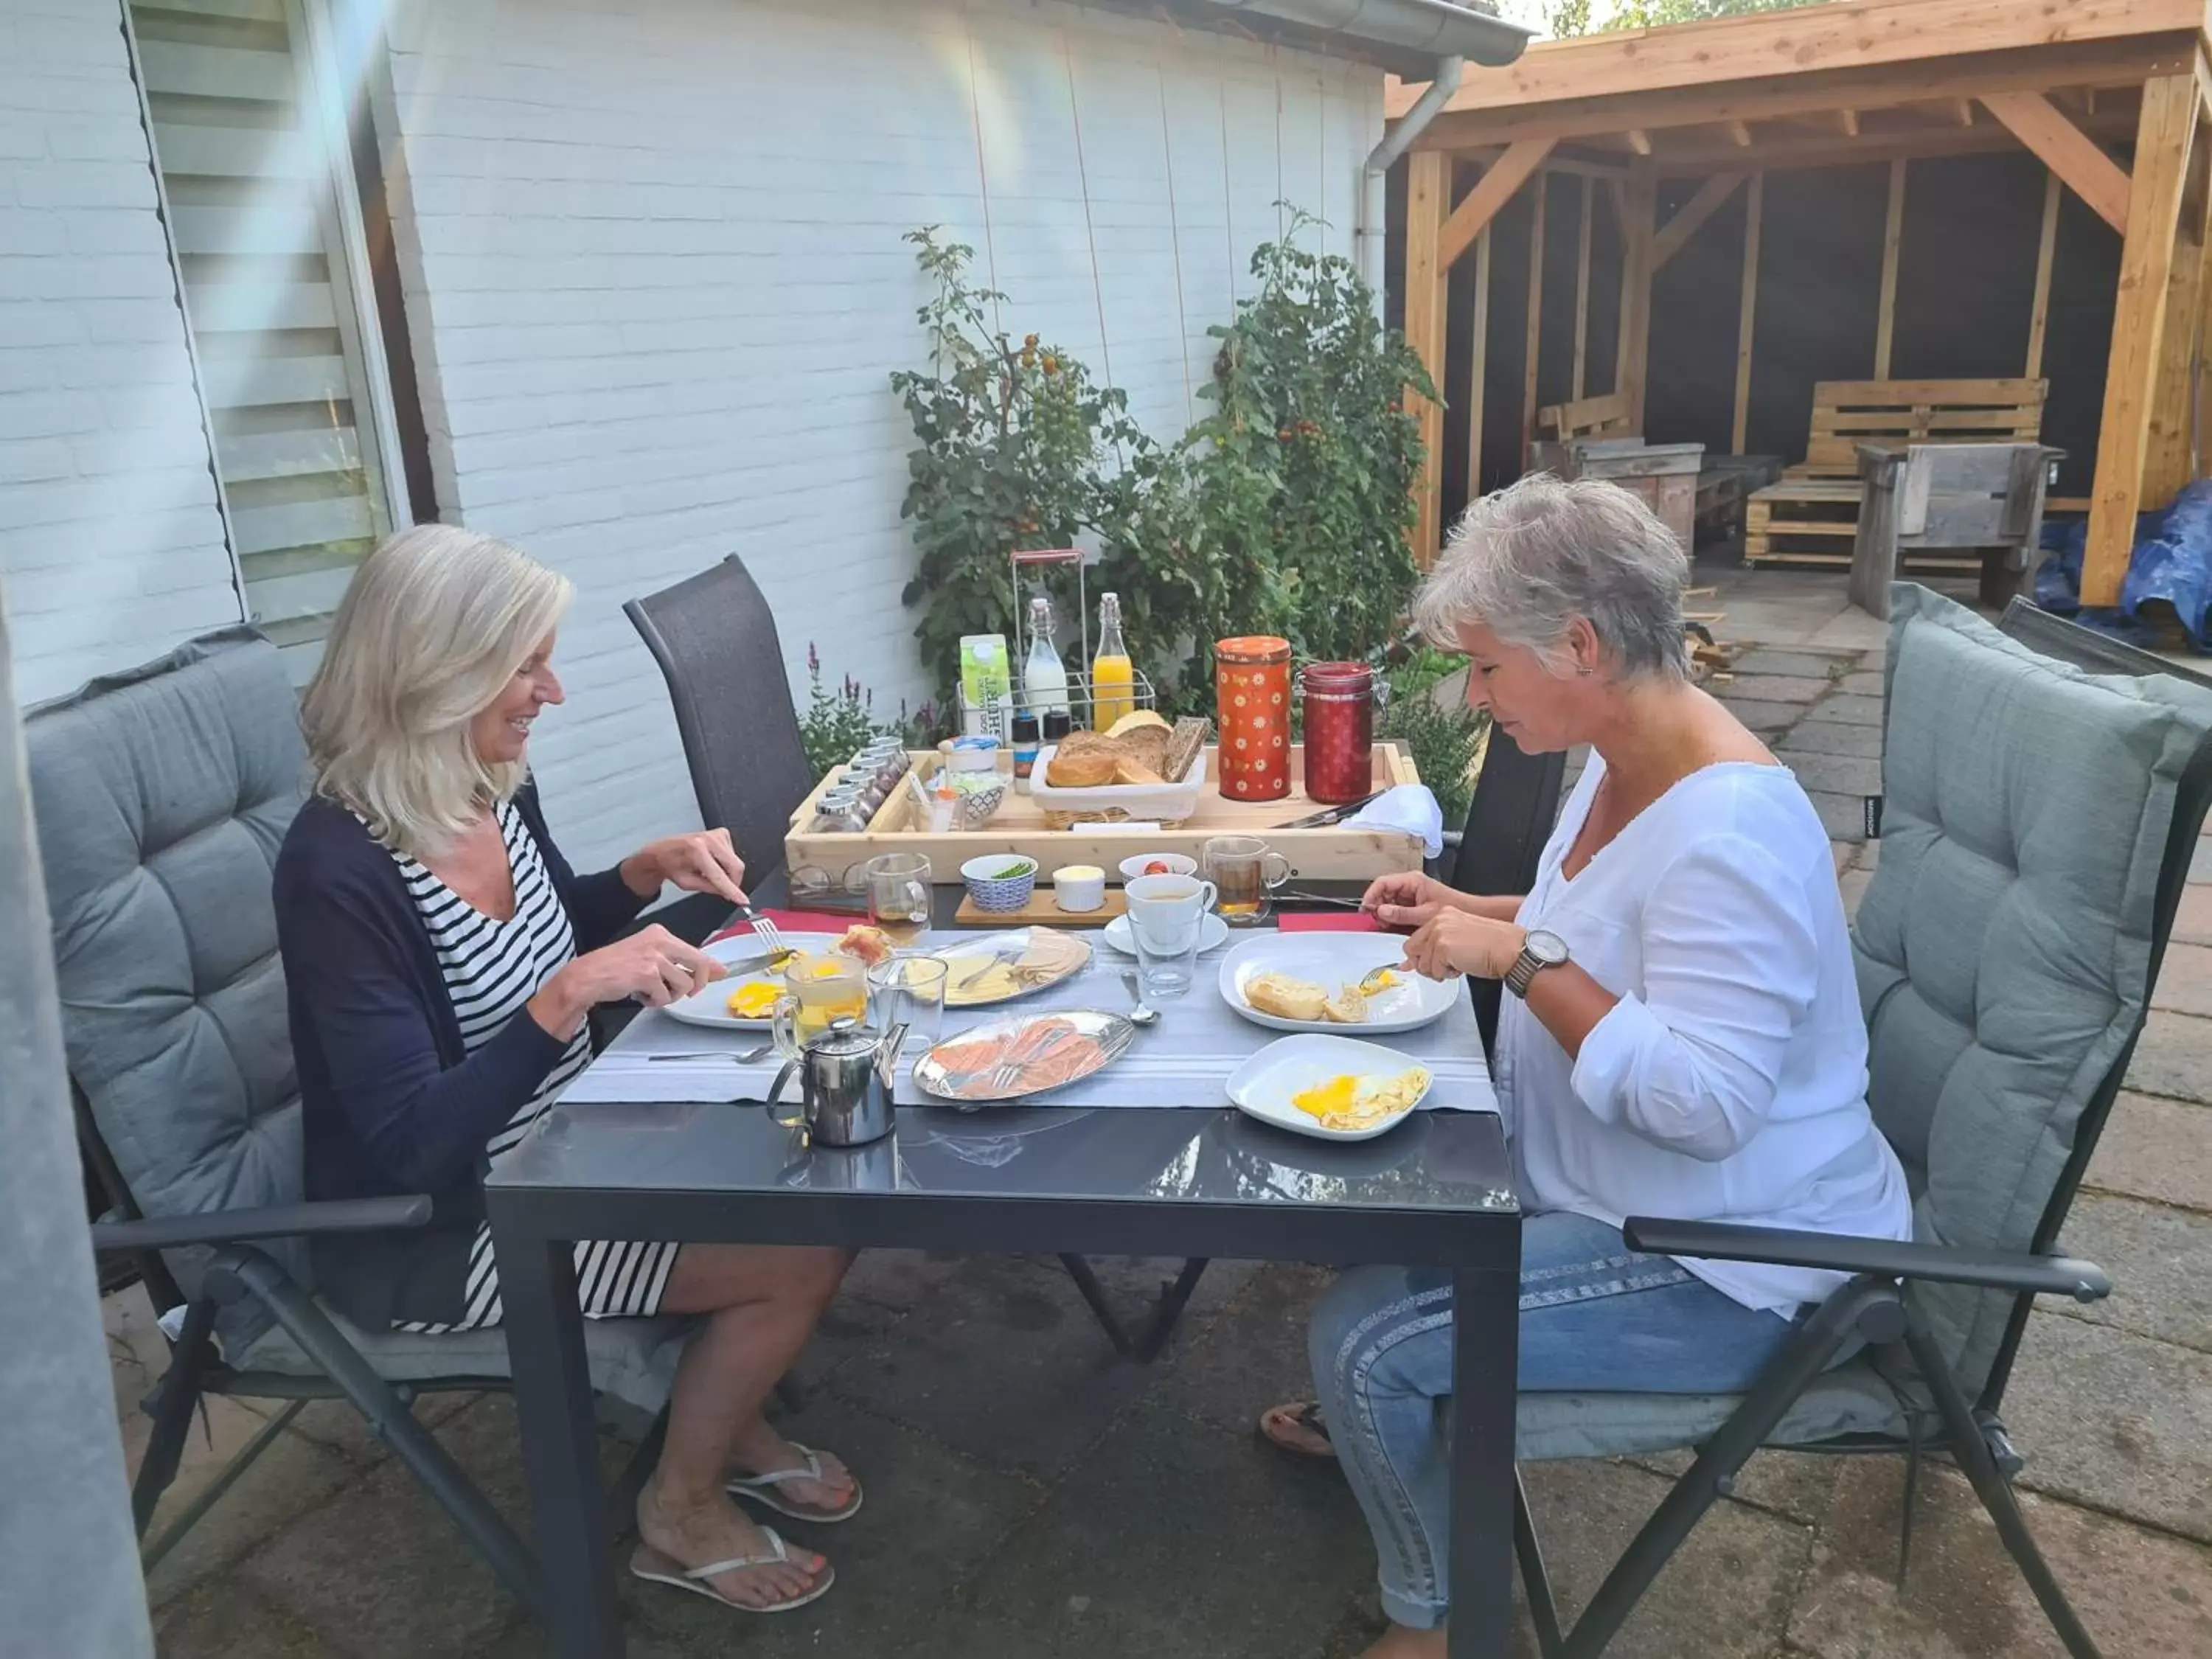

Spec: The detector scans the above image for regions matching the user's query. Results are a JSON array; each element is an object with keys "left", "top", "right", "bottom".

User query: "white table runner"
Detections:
[{"left": 562, "top": 930, "right": 1498, "bottom": 1113}]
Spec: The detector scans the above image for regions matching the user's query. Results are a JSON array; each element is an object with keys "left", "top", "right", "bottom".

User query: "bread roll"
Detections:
[
  {"left": 1106, "top": 710, "right": 1171, "bottom": 738},
  {"left": 1321, "top": 987, "right": 1368, "bottom": 1025},
  {"left": 1245, "top": 973, "right": 1328, "bottom": 1022},
  {"left": 1112, "top": 756, "right": 1164, "bottom": 787},
  {"left": 1046, "top": 748, "right": 1118, "bottom": 787}
]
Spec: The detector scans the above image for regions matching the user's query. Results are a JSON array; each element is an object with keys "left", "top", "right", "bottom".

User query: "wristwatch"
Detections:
[{"left": 1504, "top": 928, "right": 1570, "bottom": 998}]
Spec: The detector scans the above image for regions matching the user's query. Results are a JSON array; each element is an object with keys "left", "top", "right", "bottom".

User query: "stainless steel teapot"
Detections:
[{"left": 765, "top": 1018, "right": 905, "bottom": 1147}]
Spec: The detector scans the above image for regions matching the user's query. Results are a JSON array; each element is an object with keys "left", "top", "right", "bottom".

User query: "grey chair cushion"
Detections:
[
  {"left": 1516, "top": 1357, "right": 1907, "bottom": 1463},
  {"left": 29, "top": 629, "right": 310, "bottom": 1350},
  {"left": 1857, "top": 586, "right": 2212, "bottom": 1397},
  {"left": 234, "top": 1304, "right": 696, "bottom": 1419}
]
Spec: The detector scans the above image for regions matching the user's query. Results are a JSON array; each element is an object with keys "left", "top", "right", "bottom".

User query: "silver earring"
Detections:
[{"left": 1576, "top": 665, "right": 1593, "bottom": 677}]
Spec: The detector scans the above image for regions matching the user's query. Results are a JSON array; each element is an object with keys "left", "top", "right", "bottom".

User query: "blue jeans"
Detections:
[{"left": 1307, "top": 1211, "right": 1797, "bottom": 1631}]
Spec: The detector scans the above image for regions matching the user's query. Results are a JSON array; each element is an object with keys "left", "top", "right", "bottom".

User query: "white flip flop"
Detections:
[
  {"left": 726, "top": 1442, "right": 865, "bottom": 1523},
  {"left": 629, "top": 1529, "right": 834, "bottom": 1614}
]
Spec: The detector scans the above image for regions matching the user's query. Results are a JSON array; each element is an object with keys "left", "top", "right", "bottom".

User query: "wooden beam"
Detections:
[
  {"left": 1394, "top": 0, "right": 2204, "bottom": 119},
  {"left": 2145, "top": 129, "right": 2212, "bottom": 505},
  {"left": 2025, "top": 168, "right": 2062, "bottom": 378},
  {"left": 1874, "top": 158, "right": 1907, "bottom": 379},
  {"left": 1727, "top": 119, "right": 1753, "bottom": 148},
  {"left": 2085, "top": 75, "right": 2199, "bottom": 607},
  {"left": 1466, "top": 226, "right": 1491, "bottom": 506},
  {"left": 1732, "top": 171, "right": 1764, "bottom": 456},
  {"left": 1571, "top": 178, "right": 1593, "bottom": 400},
  {"left": 1980, "top": 90, "right": 2132, "bottom": 233},
  {"left": 1522, "top": 173, "right": 1548, "bottom": 468},
  {"left": 1650, "top": 173, "right": 1747, "bottom": 271},
  {"left": 1615, "top": 169, "right": 1658, "bottom": 432},
  {"left": 1649, "top": 105, "right": 2139, "bottom": 176},
  {"left": 1405, "top": 150, "right": 1449, "bottom": 567},
  {"left": 1626, "top": 128, "right": 1653, "bottom": 156},
  {"left": 1438, "top": 136, "right": 1554, "bottom": 271}
]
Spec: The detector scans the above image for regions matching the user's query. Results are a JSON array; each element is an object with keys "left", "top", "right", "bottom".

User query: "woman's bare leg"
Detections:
[{"left": 633, "top": 1243, "right": 850, "bottom": 1607}]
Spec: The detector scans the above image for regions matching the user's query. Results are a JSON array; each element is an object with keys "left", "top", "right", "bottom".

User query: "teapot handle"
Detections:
[{"left": 765, "top": 1057, "right": 806, "bottom": 1130}]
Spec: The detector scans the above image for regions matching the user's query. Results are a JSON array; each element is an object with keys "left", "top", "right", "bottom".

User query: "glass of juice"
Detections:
[
  {"left": 863, "top": 852, "right": 932, "bottom": 948},
  {"left": 771, "top": 950, "right": 873, "bottom": 1054}
]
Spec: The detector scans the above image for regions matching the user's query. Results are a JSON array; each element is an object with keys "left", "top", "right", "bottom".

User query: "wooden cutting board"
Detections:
[{"left": 954, "top": 890, "right": 1128, "bottom": 928}]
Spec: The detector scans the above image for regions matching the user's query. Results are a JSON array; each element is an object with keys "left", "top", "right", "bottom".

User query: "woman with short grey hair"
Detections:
[
  {"left": 1262, "top": 475, "right": 1910, "bottom": 1658},
  {"left": 276, "top": 526, "right": 857, "bottom": 1616}
]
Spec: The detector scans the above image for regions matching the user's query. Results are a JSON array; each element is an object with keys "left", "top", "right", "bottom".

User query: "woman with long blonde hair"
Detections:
[{"left": 276, "top": 525, "right": 855, "bottom": 1615}]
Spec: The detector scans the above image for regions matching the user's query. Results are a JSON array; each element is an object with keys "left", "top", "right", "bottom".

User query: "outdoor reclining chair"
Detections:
[
  {"left": 1507, "top": 585, "right": 2212, "bottom": 1659},
  {"left": 30, "top": 629, "right": 692, "bottom": 1613}
]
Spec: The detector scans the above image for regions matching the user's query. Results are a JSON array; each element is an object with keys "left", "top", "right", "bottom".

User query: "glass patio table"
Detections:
[{"left": 487, "top": 877, "right": 1523, "bottom": 1658}]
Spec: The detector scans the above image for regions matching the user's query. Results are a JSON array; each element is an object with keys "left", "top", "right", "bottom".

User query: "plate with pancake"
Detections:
[{"left": 1217, "top": 933, "right": 1458, "bottom": 1035}]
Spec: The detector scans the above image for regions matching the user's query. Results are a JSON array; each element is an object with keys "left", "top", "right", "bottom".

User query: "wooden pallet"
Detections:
[{"left": 1792, "top": 378, "right": 2049, "bottom": 479}]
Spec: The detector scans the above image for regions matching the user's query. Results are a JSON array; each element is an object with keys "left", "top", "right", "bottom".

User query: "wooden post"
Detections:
[
  {"left": 1522, "top": 173, "right": 1548, "bottom": 467},
  {"left": 1732, "top": 171, "right": 1764, "bottom": 456},
  {"left": 2084, "top": 76, "right": 2199, "bottom": 608},
  {"left": 1467, "top": 227, "right": 1492, "bottom": 507},
  {"left": 2145, "top": 129, "right": 2212, "bottom": 507},
  {"left": 1874, "top": 157, "right": 1907, "bottom": 379},
  {"left": 1571, "top": 176, "right": 1593, "bottom": 400},
  {"left": 1615, "top": 168, "right": 1657, "bottom": 431},
  {"left": 2025, "top": 169, "right": 2062, "bottom": 379},
  {"left": 1405, "top": 150, "right": 1450, "bottom": 567}
]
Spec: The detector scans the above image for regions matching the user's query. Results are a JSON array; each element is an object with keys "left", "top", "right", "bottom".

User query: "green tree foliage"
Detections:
[{"left": 1548, "top": 0, "right": 1832, "bottom": 35}]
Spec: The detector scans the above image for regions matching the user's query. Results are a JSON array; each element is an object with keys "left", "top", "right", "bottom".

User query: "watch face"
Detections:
[{"left": 1525, "top": 929, "right": 1570, "bottom": 967}]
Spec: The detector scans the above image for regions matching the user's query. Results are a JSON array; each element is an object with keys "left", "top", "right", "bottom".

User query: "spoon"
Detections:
[{"left": 1121, "top": 970, "right": 1160, "bottom": 1028}]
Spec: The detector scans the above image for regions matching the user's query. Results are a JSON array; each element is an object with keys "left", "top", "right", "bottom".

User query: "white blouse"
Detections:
[{"left": 1497, "top": 756, "right": 1913, "bottom": 1316}]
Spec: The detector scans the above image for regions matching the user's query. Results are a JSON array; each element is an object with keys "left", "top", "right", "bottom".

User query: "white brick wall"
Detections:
[
  {"left": 383, "top": 0, "right": 1381, "bottom": 868},
  {"left": 0, "top": 0, "right": 241, "bottom": 706}
]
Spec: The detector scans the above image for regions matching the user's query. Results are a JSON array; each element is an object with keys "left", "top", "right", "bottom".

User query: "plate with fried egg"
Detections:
[
  {"left": 1224, "top": 1035, "right": 1433, "bottom": 1141},
  {"left": 1217, "top": 934, "right": 1458, "bottom": 1035},
  {"left": 660, "top": 936, "right": 796, "bottom": 1031}
]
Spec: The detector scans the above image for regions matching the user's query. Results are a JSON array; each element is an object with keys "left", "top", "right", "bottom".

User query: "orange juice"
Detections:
[{"left": 1091, "top": 591, "right": 1135, "bottom": 727}]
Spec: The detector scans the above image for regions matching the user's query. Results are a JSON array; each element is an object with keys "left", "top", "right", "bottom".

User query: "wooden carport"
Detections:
[{"left": 1391, "top": 0, "right": 2212, "bottom": 606}]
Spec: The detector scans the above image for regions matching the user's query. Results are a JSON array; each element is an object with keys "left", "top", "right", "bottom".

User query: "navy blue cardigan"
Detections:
[{"left": 274, "top": 785, "right": 648, "bottom": 1328}]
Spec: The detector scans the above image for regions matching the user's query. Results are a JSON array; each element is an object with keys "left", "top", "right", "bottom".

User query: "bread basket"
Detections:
[{"left": 1028, "top": 742, "right": 1208, "bottom": 830}]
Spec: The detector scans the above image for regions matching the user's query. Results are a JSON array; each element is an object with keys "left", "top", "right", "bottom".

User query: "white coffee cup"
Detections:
[
  {"left": 1053, "top": 864, "right": 1107, "bottom": 914},
  {"left": 1124, "top": 873, "right": 1218, "bottom": 953}
]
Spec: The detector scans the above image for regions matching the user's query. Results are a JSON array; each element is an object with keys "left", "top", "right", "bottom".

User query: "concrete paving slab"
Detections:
[
  {"left": 2003, "top": 1315, "right": 2212, "bottom": 1544},
  {"left": 1807, "top": 790, "right": 1871, "bottom": 843},
  {"left": 143, "top": 1426, "right": 360, "bottom": 1610},
  {"left": 1840, "top": 669, "right": 1888, "bottom": 696},
  {"left": 817, "top": 1253, "right": 1164, "bottom": 1479},
  {"left": 1038, "top": 1253, "right": 1263, "bottom": 1360},
  {"left": 1627, "top": 1447, "right": 1843, "bottom": 1528},
  {"left": 1807, "top": 609, "right": 1896, "bottom": 651},
  {"left": 1730, "top": 673, "right": 1835, "bottom": 703},
  {"left": 837, "top": 1247, "right": 977, "bottom": 1317},
  {"left": 2172, "top": 887, "right": 2212, "bottom": 947},
  {"left": 2125, "top": 1011, "right": 2212, "bottom": 1106},
  {"left": 1780, "top": 720, "right": 1886, "bottom": 759},
  {"left": 1147, "top": 1261, "right": 1331, "bottom": 1438},
  {"left": 1787, "top": 752, "right": 1884, "bottom": 799},
  {"left": 2051, "top": 1194, "right": 2212, "bottom": 1353},
  {"left": 2086, "top": 1093, "right": 2212, "bottom": 1212},
  {"left": 961, "top": 1402, "right": 1374, "bottom": 1658},
  {"left": 1812, "top": 693, "right": 1887, "bottom": 727},
  {"left": 235, "top": 1395, "right": 555, "bottom": 1659},
  {"left": 2188, "top": 834, "right": 2212, "bottom": 885},
  {"left": 1712, "top": 698, "right": 1806, "bottom": 734},
  {"left": 1788, "top": 1460, "right": 2212, "bottom": 1659},
  {"left": 155, "top": 1579, "right": 337, "bottom": 1659},
  {"left": 2150, "top": 943, "right": 2212, "bottom": 1018},
  {"left": 1514, "top": 1458, "right": 1812, "bottom": 1658},
  {"left": 284, "top": 1392, "right": 479, "bottom": 1470},
  {"left": 1733, "top": 650, "right": 1860, "bottom": 678}
]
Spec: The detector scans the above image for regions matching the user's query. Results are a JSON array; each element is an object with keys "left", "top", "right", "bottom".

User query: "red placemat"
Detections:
[
  {"left": 706, "top": 908, "right": 853, "bottom": 947},
  {"left": 1279, "top": 911, "right": 1381, "bottom": 933}
]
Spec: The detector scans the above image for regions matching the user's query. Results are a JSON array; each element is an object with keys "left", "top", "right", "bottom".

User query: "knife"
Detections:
[{"left": 1275, "top": 790, "right": 1385, "bottom": 830}]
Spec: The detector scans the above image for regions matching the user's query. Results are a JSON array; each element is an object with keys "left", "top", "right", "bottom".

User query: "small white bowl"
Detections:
[
  {"left": 1118, "top": 852, "right": 1198, "bottom": 884},
  {"left": 1052, "top": 864, "right": 1107, "bottom": 913}
]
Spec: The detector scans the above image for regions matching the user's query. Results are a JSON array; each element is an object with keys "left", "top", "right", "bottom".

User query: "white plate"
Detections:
[
  {"left": 1100, "top": 911, "right": 1231, "bottom": 958},
  {"left": 659, "top": 934, "right": 798, "bottom": 1032},
  {"left": 931, "top": 929, "right": 1092, "bottom": 1008},
  {"left": 1217, "top": 933, "right": 1458, "bottom": 1035},
  {"left": 1224, "top": 1034, "right": 1432, "bottom": 1141}
]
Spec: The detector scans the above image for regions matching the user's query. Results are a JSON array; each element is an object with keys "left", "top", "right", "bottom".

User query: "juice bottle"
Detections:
[{"left": 1091, "top": 591, "right": 1135, "bottom": 728}]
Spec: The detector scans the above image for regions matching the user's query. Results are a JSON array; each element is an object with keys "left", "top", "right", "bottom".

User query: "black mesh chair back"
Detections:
[
  {"left": 1447, "top": 723, "right": 1569, "bottom": 1053},
  {"left": 625, "top": 555, "right": 815, "bottom": 882}
]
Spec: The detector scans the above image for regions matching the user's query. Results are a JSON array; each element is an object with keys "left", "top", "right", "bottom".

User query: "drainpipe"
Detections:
[{"left": 1358, "top": 56, "right": 1462, "bottom": 299}]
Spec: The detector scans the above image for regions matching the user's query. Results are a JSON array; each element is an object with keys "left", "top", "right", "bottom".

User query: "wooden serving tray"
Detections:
[
  {"left": 953, "top": 891, "right": 1129, "bottom": 928},
  {"left": 786, "top": 743, "right": 1425, "bottom": 886}
]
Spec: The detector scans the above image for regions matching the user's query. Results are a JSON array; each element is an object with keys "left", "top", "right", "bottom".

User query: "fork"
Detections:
[{"left": 728, "top": 905, "right": 793, "bottom": 967}]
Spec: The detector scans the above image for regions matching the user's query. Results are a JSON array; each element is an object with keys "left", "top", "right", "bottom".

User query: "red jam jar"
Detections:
[
  {"left": 1300, "top": 661, "right": 1382, "bottom": 804},
  {"left": 1214, "top": 636, "right": 1292, "bottom": 801}
]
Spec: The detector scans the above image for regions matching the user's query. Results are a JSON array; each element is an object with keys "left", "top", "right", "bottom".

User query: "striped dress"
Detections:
[{"left": 386, "top": 800, "right": 681, "bottom": 1332}]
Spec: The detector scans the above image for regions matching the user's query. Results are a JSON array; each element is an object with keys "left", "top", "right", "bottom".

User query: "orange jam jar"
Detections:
[{"left": 1214, "top": 636, "right": 1292, "bottom": 802}]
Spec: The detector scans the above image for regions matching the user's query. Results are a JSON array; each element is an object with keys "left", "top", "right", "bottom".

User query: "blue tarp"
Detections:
[{"left": 2035, "top": 479, "right": 2212, "bottom": 653}]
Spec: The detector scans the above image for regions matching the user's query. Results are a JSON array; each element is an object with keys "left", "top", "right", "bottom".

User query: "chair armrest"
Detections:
[
  {"left": 91, "top": 1195, "right": 434, "bottom": 1253},
  {"left": 1621, "top": 1216, "right": 2109, "bottom": 1303}
]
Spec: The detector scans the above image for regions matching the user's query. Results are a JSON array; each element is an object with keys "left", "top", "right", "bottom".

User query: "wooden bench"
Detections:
[
  {"left": 1536, "top": 391, "right": 1636, "bottom": 443},
  {"left": 1747, "top": 378, "right": 2048, "bottom": 567}
]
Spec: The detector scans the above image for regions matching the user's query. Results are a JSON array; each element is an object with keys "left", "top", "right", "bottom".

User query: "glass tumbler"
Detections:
[{"left": 868, "top": 955, "right": 949, "bottom": 1052}]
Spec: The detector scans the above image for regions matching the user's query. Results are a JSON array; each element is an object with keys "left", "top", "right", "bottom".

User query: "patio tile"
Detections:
[
  {"left": 1627, "top": 1447, "right": 1843, "bottom": 1528},
  {"left": 2050, "top": 1194, "right": 2212, "bottom": 1353},
  {"left": 837, "top": 1246, "right": 977, "bottom": 1317},
  {"left": 1040, "top": 1253, "right": 1265, "bottom": 1360},
  {"left": 2150, "top": 943, "right": 2212, "bottom": 1018},
  {"left": 1148, "top": 1261, "right": 1332, "bottom": 1438},
  {"left": 2172, "top": 887, "right": 2212, "bottom": 947},
  {"left": 285, "top": 1391, "right": 480, "bottom": 1469},
  {"left": 155, "top": 1577, "right": 336, "bottom": 1659},
  {"left": 2189, "top": 834, "right": 2212, "bottom": 885},
  {"left": 1778, "top": 720, "right": 1886, "bottom": 759},
  {"left": 2003, "top": 1314, "right": 2212, "bottom": 1544},
  {"left": 1806, "top": 790, "right": 1871, "bottom": 844},
  {"left": 2085, "top": 1093, "right": 2212, "bottom": 1212},
  {"left": 2125, "top": 1011, "right": 2212, "bottom": 1105},
  {"left": 1511, "top": 1457, "right": 1813, "bottom": 1658},
  {"left": 1733, "top": 650, "right": 1858, "bottom": 678},
  {"left": 142, "top": 1426, "right": 360, "bottom": 1609},
  {"left": 816, "top": 1253, "right": 1166, "bottom": 1480},
  {"left": 1807, "top": 609, "right": 1895, "bottom": 651},
  {"left": 959, "top": 1401, "right": 1374, "bottom": 1658},
  {"left": 608, "top": 1391, "right": 1047, "bottom": 1659},
  {"left": 1840, "top": 669, "right": 1888, "bottom": 695},
  {"left": 235, "top": 1394, "right": 563, "bottom": 1659},
  {"left": 1812, "top": 693, "right": 1887, "bottom": 727},
  {"left": 1785, "top": 751, "right": 1884, "bottom": 799},
  {"left": 1789, "top": 1460, "right": 2212, "bottom": 1659},
  {"left": 1712, "top": 698, "right": 1806, "bottom": 734},
  {"left": 1728, "top": 672, "right": 1834, "bottom": 703}
]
